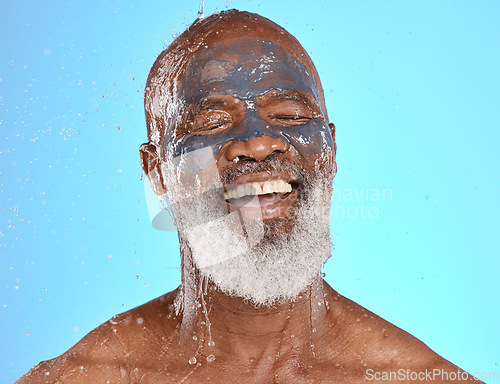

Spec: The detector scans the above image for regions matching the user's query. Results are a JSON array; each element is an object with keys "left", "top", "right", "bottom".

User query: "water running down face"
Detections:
[
  {"left": 145, "top": 15, "right": 337, "bottom": 306},
  {"left": 169, "top": 37, "right": 335, "bottom": 220}
]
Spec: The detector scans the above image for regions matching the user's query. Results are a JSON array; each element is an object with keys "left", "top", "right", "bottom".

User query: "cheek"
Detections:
[
  {"left": 281, "top": 121, "right": 335, "bottom": 163},
  {"left": 170, "top": 133, "right": 228, "bottom": 160}
]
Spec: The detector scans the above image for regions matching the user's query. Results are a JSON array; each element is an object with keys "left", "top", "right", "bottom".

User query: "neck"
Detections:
[{"left": 175, "top": 243, "right": 333, "bottom": 363}]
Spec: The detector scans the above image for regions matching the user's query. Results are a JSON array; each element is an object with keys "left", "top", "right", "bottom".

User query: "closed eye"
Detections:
[
  {"left": 267, "top": 112, "right": 316, "bottom": 127},
  {"left": 190, "top": 111, "right": 234, "bottom": 135},
  {"left": 272, "top": 115, "right": 312, "bottom": 124},
  {"left": 256, "top": 90, "right": 323, "bottom": 127}
]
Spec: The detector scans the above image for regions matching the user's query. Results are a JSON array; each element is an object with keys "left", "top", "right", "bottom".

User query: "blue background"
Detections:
[{"left": 1, "top": 0, "right": 498, "bottom": 382}]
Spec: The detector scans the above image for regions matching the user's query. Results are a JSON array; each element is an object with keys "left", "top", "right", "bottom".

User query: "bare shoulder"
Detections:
[
  {"left": 16, "top": 289, "right": 180, "bottom": 384},
  {"left": 323, "top": 288, "right": 483, "bottom": 383}
]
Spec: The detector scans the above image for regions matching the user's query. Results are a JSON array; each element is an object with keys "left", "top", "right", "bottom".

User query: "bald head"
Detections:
[{"left": 144, "top": 9, "right": 328, "bottom": 149}]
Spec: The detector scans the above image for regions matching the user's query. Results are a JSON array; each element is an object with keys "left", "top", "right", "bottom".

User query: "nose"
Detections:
[{"left": 224, "top": 135, "right": 290, "bottom": 162}]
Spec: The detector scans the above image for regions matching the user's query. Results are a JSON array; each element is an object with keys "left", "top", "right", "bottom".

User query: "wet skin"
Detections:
[
  {"left": 17, "top": 11, "right": 483, "bottom": 384},
  {"left": 172, "top": 38, "right": 332, "bottom": 157},
  {"left": 16, "top": 286, "right": 482, "bottom": 383},
  {"left": 169, "top": 37, "right": 336, "bottom": 223}
]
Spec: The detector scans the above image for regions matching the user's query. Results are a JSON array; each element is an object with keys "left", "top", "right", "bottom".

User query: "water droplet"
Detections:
[
  {"left": 207, "top": 340, "right": 215, "bottom": 347},
  {"left": 188, "top": 357, "right": 197, "bottom": 365},
  {"left": 206, "top": 354, "right": 215, "bottom": 363},
  {"left": 137, "top": 317, "right": 144, "bottom": 324},
  {"left": 192, "top": 335, "right": 198, "bottom": 341}
]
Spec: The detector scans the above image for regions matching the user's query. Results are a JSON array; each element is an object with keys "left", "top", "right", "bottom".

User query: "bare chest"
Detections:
[{"left": 116, "top": 355, "right": 367, "bottom": 384}]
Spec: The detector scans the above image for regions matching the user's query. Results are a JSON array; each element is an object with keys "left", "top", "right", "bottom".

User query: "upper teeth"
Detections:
[{"left": 224, "top": 179, "right": 293, "bottom": 200}]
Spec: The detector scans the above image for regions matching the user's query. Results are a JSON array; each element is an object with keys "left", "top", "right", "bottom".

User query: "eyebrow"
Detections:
[
  {"left": 261, "top": 90, "right": 314, "bottom": 105},
  {"left": 198, "top": 96, "right": 231, "bottom": 110}
]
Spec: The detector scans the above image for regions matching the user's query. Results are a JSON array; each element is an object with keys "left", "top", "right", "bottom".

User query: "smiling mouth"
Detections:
[{"left": 223, "top": 173, "right": 299, "bottom": 220}]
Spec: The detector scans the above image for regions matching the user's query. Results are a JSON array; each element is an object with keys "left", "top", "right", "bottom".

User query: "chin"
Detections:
[{"left": 260, "top": 216, "right": 299, "bottom": 241}]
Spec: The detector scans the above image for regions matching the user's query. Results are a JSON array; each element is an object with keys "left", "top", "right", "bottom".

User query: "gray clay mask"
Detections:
[{"left": 167, "top": 38, "right": 335, "bottom": 165}]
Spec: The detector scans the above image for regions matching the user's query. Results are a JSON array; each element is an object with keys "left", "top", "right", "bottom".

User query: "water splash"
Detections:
[
  {"left": 309, "top": 286, "right": 316, "bottom": 358},
  {"left": 198, "top": 0, "right": 205, "bottom": 19},
  {"left": 198, "top": 275, "right": 214, "bottom": 348}
]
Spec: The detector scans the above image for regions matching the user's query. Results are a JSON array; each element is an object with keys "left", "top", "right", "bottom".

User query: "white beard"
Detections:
[{"left": 161, "top": 148, "right": 333, "bottom": 307}]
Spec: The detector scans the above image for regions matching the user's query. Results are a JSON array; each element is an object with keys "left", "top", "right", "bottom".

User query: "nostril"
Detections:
[{"left": 233, "top": 155, "right": 256, "bottom": 163}]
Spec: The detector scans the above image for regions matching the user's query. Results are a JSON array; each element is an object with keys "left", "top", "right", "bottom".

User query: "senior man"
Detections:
[{"left": 18, "top": 10, "right": 482, "bottom": 384}]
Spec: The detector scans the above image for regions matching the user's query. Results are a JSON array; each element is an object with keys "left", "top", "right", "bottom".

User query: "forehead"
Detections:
[{"left": 180, "top": 38, "right": 320, "bottom": 103}]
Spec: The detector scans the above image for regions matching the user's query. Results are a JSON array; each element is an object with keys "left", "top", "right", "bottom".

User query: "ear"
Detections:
[
  {"left": 328, "top": 123, "right": 337, "bottom": 155},
  {"left": 139, "top": 142, "right": 167, "bottom": 195}
]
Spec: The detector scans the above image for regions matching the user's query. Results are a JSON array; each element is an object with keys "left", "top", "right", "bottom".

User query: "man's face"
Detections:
[
  {"left": 165, "top": 37, "right": 335, "bottom": 228},
  {"left": 155, "top": 36, "right": 335, "bottom": 305}
]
